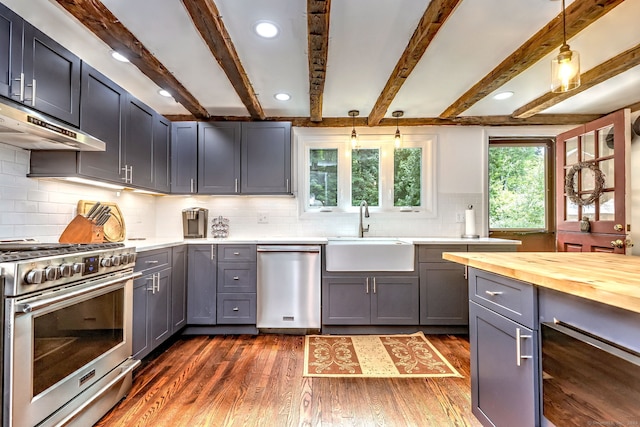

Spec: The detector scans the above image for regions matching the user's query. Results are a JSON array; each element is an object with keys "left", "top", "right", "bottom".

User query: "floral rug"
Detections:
[{"left": 303, "top": 332, "right": 463, "bottom": 378}]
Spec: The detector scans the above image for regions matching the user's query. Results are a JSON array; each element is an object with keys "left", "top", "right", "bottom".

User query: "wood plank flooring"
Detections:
[{"left": 96, "top": 334, "right": 481, "bottom": 427}]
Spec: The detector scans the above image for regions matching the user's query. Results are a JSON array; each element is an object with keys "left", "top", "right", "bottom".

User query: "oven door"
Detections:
[
  {"left": 541, "top": 321, "right": 640, "bottom": 426},
  {"left": 5, "top": 270, "right": 134, "bottom": 427}
]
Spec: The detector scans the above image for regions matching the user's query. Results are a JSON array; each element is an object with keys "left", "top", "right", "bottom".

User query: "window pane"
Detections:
[
  {"left": 309, "top": 149, "right": 337, "bottom": 207},
  {"left": 394, "top": 147, "right": 422, "bottom": 206},
  {"left": 489, "top": 145, "right": 546, "bottom": 229},
  {"left": 598, "top": 125, "right": 615, "bottom": 157},
  {"left": 582, "top": 132, "right": 595, "bottom": 161},
  {"left": 351, "top": 149, "right": 379, "bottom": 206},
  {"left": 566, "top": 136, "right": 578, "bottom": 165}
]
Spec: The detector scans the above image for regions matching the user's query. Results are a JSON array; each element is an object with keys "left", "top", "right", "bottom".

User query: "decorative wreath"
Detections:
[{"left": 564, "top": 162, "right": 605, "bottom": 206}]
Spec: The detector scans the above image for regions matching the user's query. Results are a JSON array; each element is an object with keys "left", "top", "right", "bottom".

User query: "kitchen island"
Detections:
[{"left": 443, "top": 251, "right": 640, "bottom": 427}]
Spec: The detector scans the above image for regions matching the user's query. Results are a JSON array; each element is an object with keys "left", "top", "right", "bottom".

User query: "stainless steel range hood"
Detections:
[{"left": 0, "top": 98, "right": 105, "bottom": 151}]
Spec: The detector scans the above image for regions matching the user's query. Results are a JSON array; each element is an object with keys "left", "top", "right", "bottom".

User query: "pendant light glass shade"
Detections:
[{"left": 551, "top": 0, "right": 580, "bottom": 93}]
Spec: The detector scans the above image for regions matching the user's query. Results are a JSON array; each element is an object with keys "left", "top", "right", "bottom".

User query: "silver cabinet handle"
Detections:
[
  {"left": 25, "top": 78, "right": 36, "bottom": 106},
  {"left": 516, "top": 328, "right": 532, "bottom": 367},
  {"left": 129, "top": 165, "right": 133, "bottom": 183},
  {"left": 365, "top": 277, "right": 369, "bottom": 294},
  {"left": 145, "top": 260, "right": 159, "bottom": 264},
  {"left": 372, "top": 277, "right": 376, "bottom": 294},
  {"left": 233, "top": 276, "right": 239, "bottom": 280},
  {"left": 286, "top": 178, "right": 290, "bottom": 193},
  {"left": 211, "top": 245, "right": 215, "bottom": 260},
  {"left": 235, "top": 178, "right": 239, "bottom": 193},
  {"left": 485, "top": 290, "right": 503, "bottom": 297},
  {"left": 12, "top": 73, "right": 24, "bottom": 102},
  {"left": 464, "top": 265, "right": 468, "bottom": 280},
  {"left": 232, "top": 307, "right": 239, "bottom": 311},
  {"left": 233, "top": 252, "right": 240, "bottom": 256},
  {"left": 154, "top": 273, "right": 160, "bottom": 293}
]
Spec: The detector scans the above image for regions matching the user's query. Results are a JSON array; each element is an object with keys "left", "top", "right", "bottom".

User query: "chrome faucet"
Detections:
[{"left": 359, "top": 200, "right": 370, "bottom": 238}]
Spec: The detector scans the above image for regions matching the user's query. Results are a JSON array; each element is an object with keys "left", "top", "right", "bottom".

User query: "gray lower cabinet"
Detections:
[
  {"left": 187, "top": 244, "right": 217, "bottom": 324},
  {"left": 171, "top": 245, "right": 187, "bottom": 332},
  {"left": 468, "top": 268, "right": 539, "bottom": 427},
  {"left": 322, "top": 275, "right": 419, "bottom": 325},
  {"left": 132, "top": 249, "right": 173, "bottom": 360}
]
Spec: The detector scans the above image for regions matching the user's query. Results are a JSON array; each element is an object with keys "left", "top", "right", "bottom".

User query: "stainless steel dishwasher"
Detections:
[{"left": 256, "top": 245, "right": 321, "bottom": 330}]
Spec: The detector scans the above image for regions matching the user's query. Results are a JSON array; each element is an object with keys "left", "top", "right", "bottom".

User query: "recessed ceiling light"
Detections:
[
  {"left": 493, "top": 91, "right": 514, "bottom": 100},
  {"left": 254, "top": 21, "right": 279, "bottom": 38},
  {"left": 274, "top": 93, "right": 290, "bottom": 101},
  {"left": 158, "top": 89, "right": 172, "bottom": 98},
  {"left": 111, "top": 51, "right": 129, "bottom": 63}
]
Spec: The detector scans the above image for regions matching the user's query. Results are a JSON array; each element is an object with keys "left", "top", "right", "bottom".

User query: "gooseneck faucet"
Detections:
[{"left": 359, "top": 200, "right": 370, "bottom": 238}]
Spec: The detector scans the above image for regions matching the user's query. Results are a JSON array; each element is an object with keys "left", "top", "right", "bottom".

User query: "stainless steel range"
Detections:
[{"left": 0, "top": 242, "right": 140, "bottom": 427}]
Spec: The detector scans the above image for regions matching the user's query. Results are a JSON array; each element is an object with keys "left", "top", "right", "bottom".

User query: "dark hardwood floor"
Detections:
[{"left": 96, "top": 334, "right": 481, "bottom": 427}]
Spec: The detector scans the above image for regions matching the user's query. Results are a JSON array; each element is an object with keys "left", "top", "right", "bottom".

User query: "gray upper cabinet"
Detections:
[
  {"left": 198, "top": 122, "right": 241, "bottom": 194},
  {"left": 153, "top": 115, "right": 171, "bottom": 193},
  {"left": 123, "top": 97, "right": 154, "bottom": 189},
  {"left": 171, "top": 121, "right": 198, "bottom": 193},
  {"left": 241, "top": 121, "right": 291, "bottom": 194},
  {"left": 0, "top": 3, "right": 22, "bottom": 100}
]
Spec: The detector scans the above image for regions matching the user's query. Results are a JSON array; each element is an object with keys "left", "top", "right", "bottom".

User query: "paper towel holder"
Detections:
[{"left": 462, "top": 204, "right": 480, "bottom": 239}]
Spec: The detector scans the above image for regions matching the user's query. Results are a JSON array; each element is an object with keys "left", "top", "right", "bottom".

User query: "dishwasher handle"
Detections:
[{"left": 257, "top": 245, "right": 321, "bottom": 253}]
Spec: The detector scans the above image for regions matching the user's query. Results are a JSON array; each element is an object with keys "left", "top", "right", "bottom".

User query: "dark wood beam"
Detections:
[
  {"left": 53, "top": 0, "right": 210, "bottom": 119},
  {"left": 307, "top": 0, "right": 331, "bottom": 123},
  {"left": 166, "top": 114, "right": 601, "bottom": 127},
  {"left": 367, "top": 0, "right": 462, "bottom": 126},
  {"left": 181, "top": 0, "right": 265, "bottom": 120},
  {"left": 513, "top": 43, "right": 640, "bottom": 118},
  {"left": 440, "top": 0, "right": 624, "bottom": 119}
]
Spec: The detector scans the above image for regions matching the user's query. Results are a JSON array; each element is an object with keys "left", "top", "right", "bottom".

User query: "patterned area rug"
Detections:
[{"left": 303, "top": 332, "right": 463, "bottom": 378}]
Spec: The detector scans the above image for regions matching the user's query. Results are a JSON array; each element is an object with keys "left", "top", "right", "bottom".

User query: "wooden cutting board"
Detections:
[{"left": 77, "top": 200, "right": 126, "bottom": 242}]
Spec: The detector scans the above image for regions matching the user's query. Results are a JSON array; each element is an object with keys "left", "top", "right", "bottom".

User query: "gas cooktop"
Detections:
[{"left": 0, "top": 242, "right": 125, "bottom": 262}]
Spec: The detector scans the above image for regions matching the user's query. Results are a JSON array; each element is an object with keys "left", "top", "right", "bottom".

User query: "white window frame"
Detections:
[{"left": 297, "top": 130, "right": 436, "bottom": 218}]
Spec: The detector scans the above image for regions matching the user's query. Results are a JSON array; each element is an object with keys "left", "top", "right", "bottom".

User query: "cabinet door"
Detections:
[
  {"left": 153, "top": 115, "right": 171, "bottom": 192},
  {"left": 241, "top": 122, "right": 291, "bottom": 194},
  {"left": 371, "top": 276, "right": 420, "bottom": 325},
  {"left": 322, "top": 276, "right": 370, "bottom": 325},
  {"left": 22, "top": 25, "right": 80, "bottom": 125},
  {"left": 150, "top": 268, "right": 171, "bottom": 348},
  {"left": 78, "top": 64, "right": 125, "bottom": 182},
  {"left": 0, "top": 3, "right": 22, "bottom": 100},
  {"left": 132, "top": 275, "right": 151, "bottom": 359},
  {"left": 124, "top": 96, "right": 154, "bottom": 189},
  {"left": 187, "top": 245, "right": 217, "bottom": 324},
  {"left": 198, "top": 122, "right": 240, "bottom": 194},
  {"left": 469, "top": 301, "right": 538, "bottom": 427},
  {"left": 171, "top": 122, "right": 198, "bottom": 193},
  {"left": 419, "top": 263, "right": 468, "bottom": 325},
  {"left": 171, "top": 245, "right": 187, "bottom": 332}
]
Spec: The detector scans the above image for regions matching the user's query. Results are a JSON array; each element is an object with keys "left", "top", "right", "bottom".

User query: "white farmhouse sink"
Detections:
[{"left": 325, "top": 238, "right": 414, "bottom": 271}]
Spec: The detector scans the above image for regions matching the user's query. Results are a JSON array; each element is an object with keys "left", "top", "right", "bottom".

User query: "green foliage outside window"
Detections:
[
  {"left": 309, "top": 149, "right": 338, "bottom": 207},
  {"left": 489, "top": 145, "right": 546, "bottom": 229},
  {"left": 394, "top": 147, "right": 422, "bottom": 206},
  {"left": 352, "top": 149, "right": 379, "bottom": 206}
]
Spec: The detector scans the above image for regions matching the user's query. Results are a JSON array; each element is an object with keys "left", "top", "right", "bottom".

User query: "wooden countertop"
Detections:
[{"left": 443, "top": 252, "right": 640, "bottom": 314}]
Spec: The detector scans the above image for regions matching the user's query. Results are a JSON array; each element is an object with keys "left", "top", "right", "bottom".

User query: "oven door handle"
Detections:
[{"left": 17, "top": 272, "right": 142, "bottom": 314}]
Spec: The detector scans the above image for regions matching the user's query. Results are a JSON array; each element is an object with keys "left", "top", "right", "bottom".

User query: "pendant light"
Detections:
[
  {"left": 551, "top": 0, "right": 580, "bottom": 93},
  {"left": 348, "top": 110, "right": 359, "bottom": 148},
  {"left": 392, "top": 110, "right": 403, "bottom": 148}
]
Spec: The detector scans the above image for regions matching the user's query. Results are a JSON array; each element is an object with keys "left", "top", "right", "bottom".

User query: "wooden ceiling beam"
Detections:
[
  {"left": 53, "top": 0, "right": 210, "bottom": 120},
  {"left": 181, "top": 0, "right": 265, "bottom": 120},
  {"left": 513, "top": 43, "right": 640, "bottom": 119},
  {"left": 440, "top": 0, "right": 624, "bottom": 119},
  {"left": 367, "top": 0, "right": 462, "bottom": 126},
  {"left": 307, "top": 0, "right": 331, "bottom": 123},
  {"left": 165, "top": 114, "right": 601, "bottom": 127}
]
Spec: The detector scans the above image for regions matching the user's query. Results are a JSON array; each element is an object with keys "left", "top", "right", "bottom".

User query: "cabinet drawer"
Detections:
[
  {"left": 469, "top": 268, "right": 536, "bottom": 329},
  {"left": 468, "top": 245, "right": 517, "bottom": 252},
  {"left": 135, "top": 248, "right": 171, "bottom": 274},
  {"left": 217, "top": 293, "right": 256, "bottom": 324},
  {"left": 218, "top": 244, "right": 256, "bottom": 262},
  {"left": 217, "top": 262, "right": 257, "bottom": 293},
  {"left": 418, "top": 245, "right": 466, "bottom": 263}
]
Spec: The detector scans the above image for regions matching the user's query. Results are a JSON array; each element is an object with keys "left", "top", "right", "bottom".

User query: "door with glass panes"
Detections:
[{"left": 556, "top": 109, "right": 631, "bottom": 253}]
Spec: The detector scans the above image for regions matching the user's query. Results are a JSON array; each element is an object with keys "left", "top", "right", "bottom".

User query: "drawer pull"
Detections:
[
  {"left": 485, "top": 290, "right": 503, "bottom": 297},
  {"left": 233, "top": 252, "right": 240, "bottom": 256},
  {"left": 233, "top": 276, "right": 239, "bottom": 280},
  {"left": 145, "top": 260, "right": 159, "bottom": 264},
  {"left": 516, "top": 328, "right": 533, "bottom": 367},
  {"left": 232, "top": 307, "right": 239, "bottom": 311}
]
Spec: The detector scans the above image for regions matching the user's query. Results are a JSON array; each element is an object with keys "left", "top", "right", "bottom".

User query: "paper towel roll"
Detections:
[{"left": 464, "top": 206, "right": 477, "bottom": 237}]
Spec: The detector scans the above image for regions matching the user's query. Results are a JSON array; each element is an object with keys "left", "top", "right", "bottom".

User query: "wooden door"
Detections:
[{"left": 556, "top": 109, "right": 631, "bottom": 253}]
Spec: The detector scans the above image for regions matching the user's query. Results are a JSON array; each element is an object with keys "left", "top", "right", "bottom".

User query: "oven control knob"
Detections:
[
  {"left": 44, "top": 266, "right": 60, "bottom": 281},
  {"left": 59, "top": 263, "right": 74, "bottom": 277},
  {"left": 73, "top": 263, "right": 84, "bottom": 275},
  {"left": 25, "top": 268, "right": 45, "bottom": 284},
  {"left": 111, "top": 255, "right": 122, "bottom": 266},
  {"left": 100, "top": 257, "right": 113, "bottom": 268}
]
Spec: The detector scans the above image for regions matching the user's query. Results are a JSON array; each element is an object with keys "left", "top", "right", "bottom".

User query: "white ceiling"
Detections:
[{"left": 3, "top": 0, "right": 639, "bottom": 121}]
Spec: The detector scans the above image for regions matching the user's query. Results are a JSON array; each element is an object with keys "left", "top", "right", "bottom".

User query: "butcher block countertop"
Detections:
[{"left": 442, "top": 252, "right": 640, "bottom": 315}]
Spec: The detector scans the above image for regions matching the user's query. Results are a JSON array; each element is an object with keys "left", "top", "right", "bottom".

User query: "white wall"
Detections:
[{"left": 0, "top": 119, "right": 636, "bottom": 243}]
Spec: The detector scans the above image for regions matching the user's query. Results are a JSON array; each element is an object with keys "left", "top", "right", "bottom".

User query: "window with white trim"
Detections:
[{"left": 301, "top": 133, "right": 436, "bottom": 215}]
